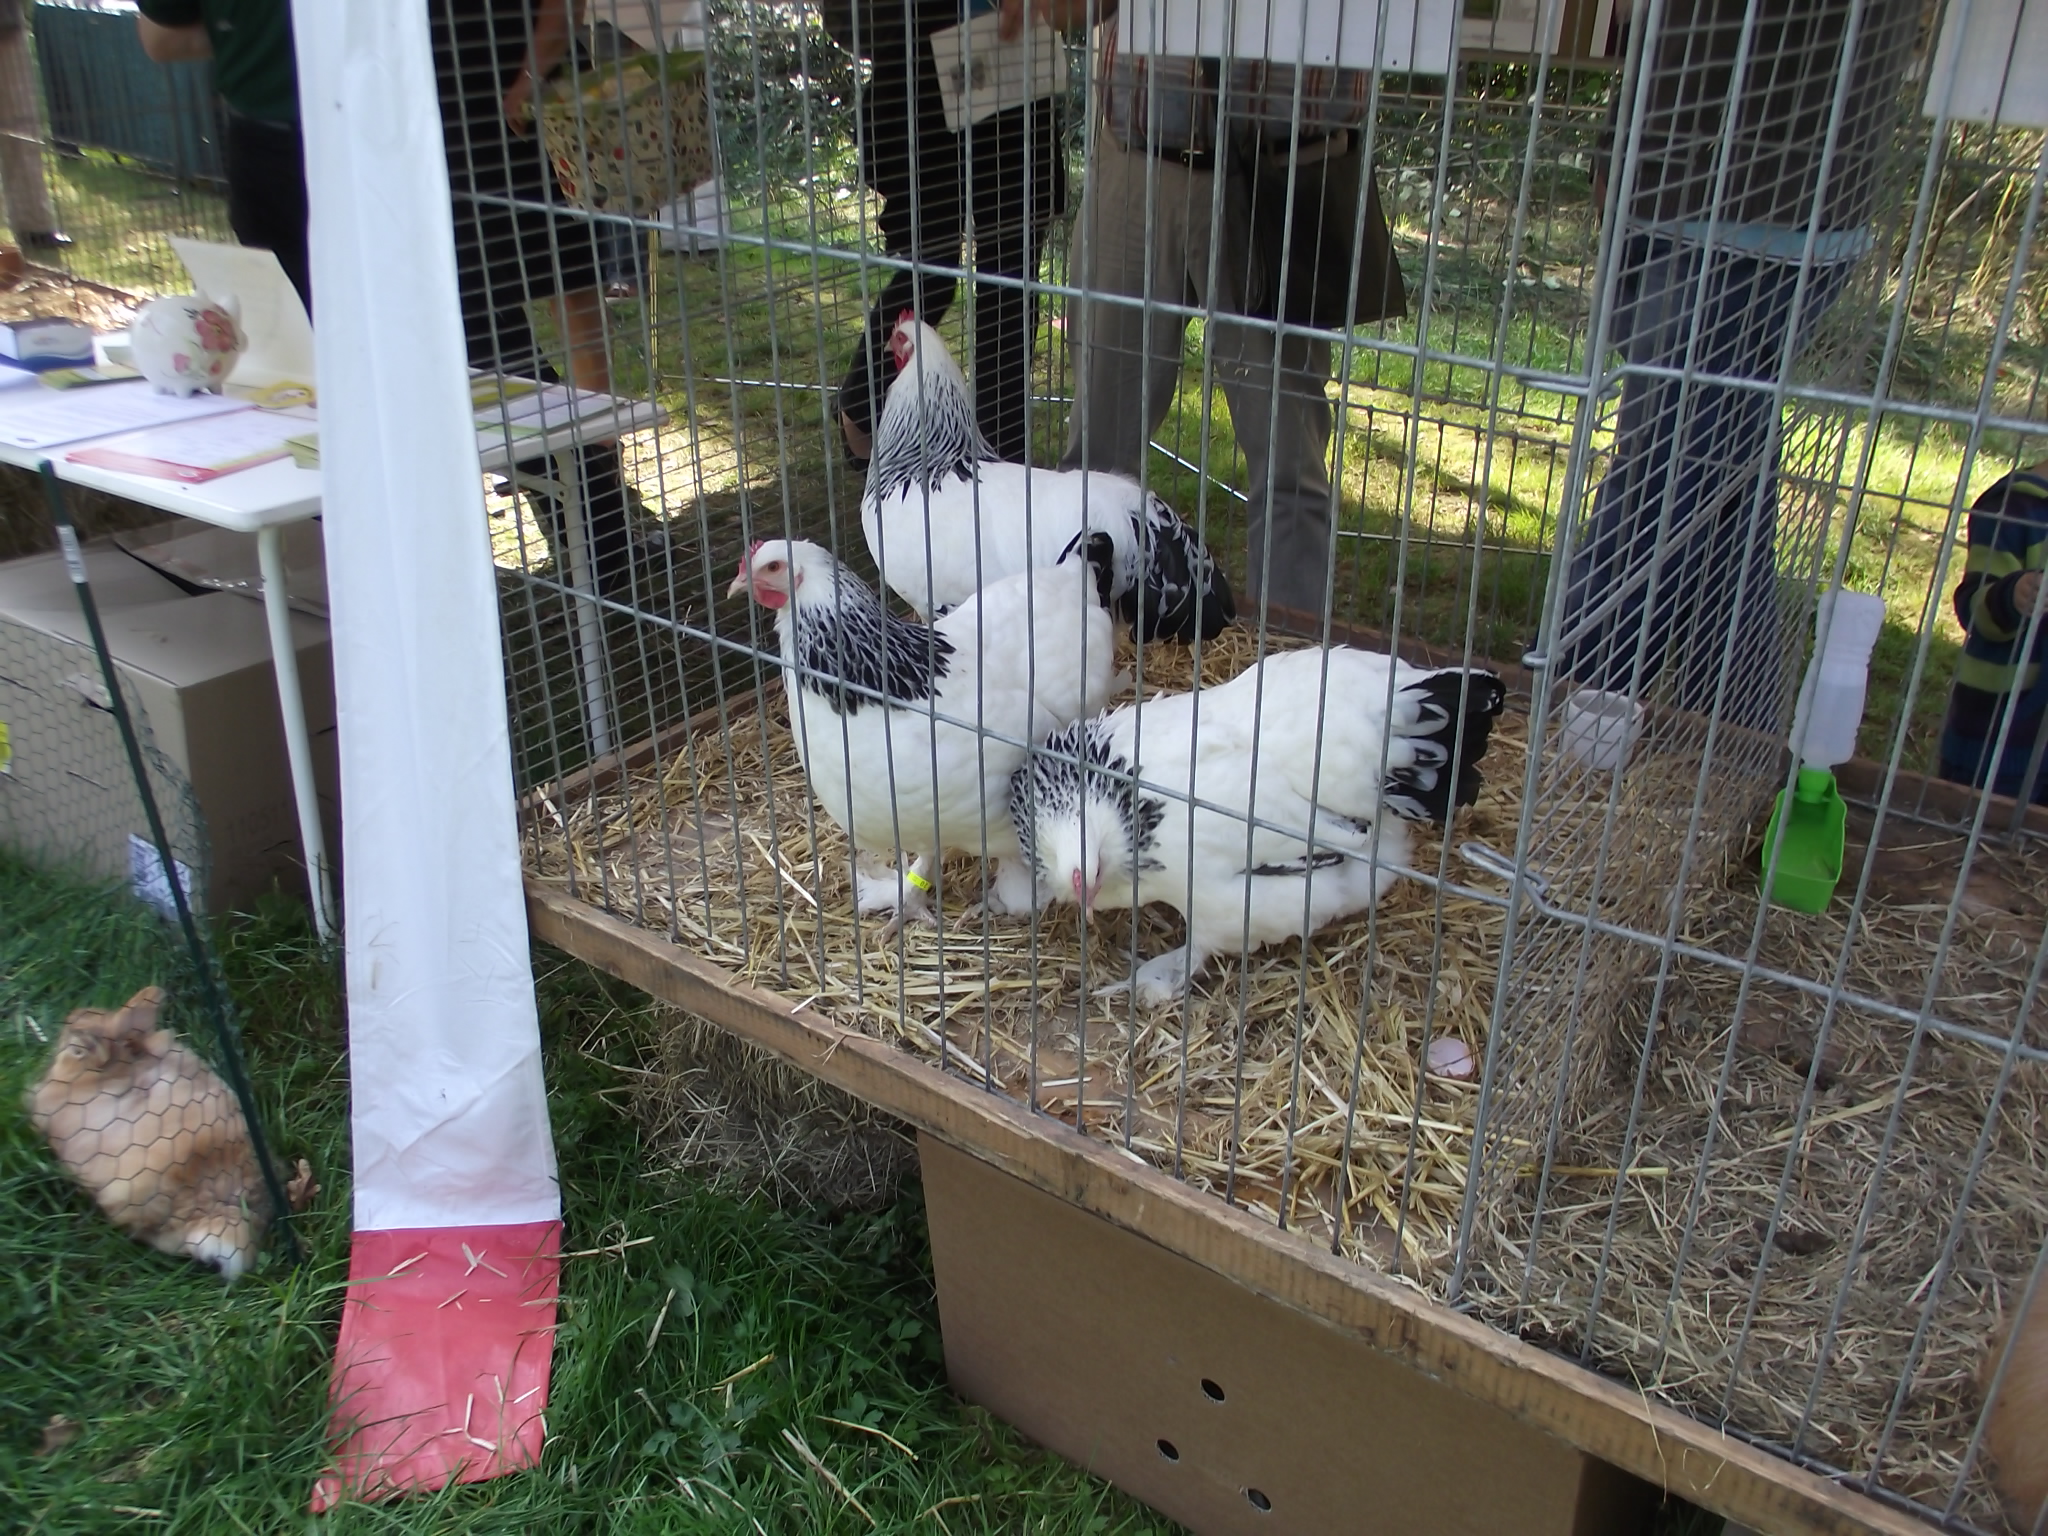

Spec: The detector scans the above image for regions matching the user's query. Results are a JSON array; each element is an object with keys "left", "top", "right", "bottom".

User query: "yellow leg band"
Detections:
[{"left": 904, "top": 868, "right": 934, "bottom": 894}]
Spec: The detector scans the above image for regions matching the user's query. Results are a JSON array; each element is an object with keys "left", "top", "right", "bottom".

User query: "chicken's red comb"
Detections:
[{"left": 895, "top": 308, "right": 916, "bottom": 330}]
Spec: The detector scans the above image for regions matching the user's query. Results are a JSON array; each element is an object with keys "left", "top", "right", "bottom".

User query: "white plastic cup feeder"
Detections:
[{"left": 1559, "top": 688, "right": 1644, "bottom": 772}]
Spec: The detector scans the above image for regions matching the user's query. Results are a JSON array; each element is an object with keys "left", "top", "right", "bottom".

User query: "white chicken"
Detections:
[
  {"left": 730, "top": 535, "right": 1118, "bottom": 930},
  {"left": 863, "top": 314, "right": 1236, "bottom": 644},
  {"left": 1010, "top": 648, "right": 1507, "bottom": 1004}
]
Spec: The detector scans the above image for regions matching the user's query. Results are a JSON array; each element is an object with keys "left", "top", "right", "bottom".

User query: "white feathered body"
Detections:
[
  {"left": 868, "top": 458, "right": 1148, "bottom": 614},
  {"left": 863, "top": 319, "right": 1233, "bottom": 642},
  {"left": 1017, "top": 647, "right": 1506, "bottom": 1001},
  {"left": 770, "top": 544, "right": 1115, "bottom": 872}
]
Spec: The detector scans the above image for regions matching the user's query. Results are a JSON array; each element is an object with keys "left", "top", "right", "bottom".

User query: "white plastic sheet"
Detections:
[
  {"left": 1119, "top": 0, "right": 1459, "bottom": 72},
  {"left": 604, "top": 0, "right": 707, "bottom": 52},
  {"left": 1923, "top": 0, "right": 2048, "bottom": 129},
  {"left": 293, "top": 0, "right": 559, "bottom": 1232}
]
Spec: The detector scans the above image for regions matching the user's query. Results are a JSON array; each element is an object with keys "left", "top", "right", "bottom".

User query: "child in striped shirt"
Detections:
[{"left": 1940, "top": 463, "right": 2048, "bottom": 802}]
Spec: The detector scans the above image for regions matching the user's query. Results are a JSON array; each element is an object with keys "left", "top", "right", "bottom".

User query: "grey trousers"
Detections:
[
  {"left": 1059, "top": 131, "right": 1337, "bottom": 618},
  {"left": 0, "top": 28, "right": 52, "bottom": 238}
]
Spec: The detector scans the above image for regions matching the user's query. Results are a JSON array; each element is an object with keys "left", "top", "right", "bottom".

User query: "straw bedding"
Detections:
[
  {"left": 1468, "top": 802, "right": 2048, "bottom": 1530},
  {"left": 628, "top": 1005, "right": 916, "bottom": 1211},
  {"left": 530, "top": 626, "right": 2046, "bottom": 1529},
  {"left": 536, "top": 627, "right": 1517, "bottom": 1268}
]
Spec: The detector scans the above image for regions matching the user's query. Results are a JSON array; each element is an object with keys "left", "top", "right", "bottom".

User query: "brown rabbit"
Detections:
[
  {"left": 27, "top": 987, "right": 268, "bottom": 1280},
  {"left": 1982, "top": 1287, "right": 2048, "bottom": 1532}
]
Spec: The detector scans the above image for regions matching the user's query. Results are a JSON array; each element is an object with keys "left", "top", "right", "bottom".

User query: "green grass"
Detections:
[
  {"left": 0, "top": 852, "right": 1179, "bottom": 1534},
  {"left": 37, "top": 149, "right": 229, "bottom": 299},
  {"left": 0, "top": 863, "right": 1733, "bottom": 1536}
]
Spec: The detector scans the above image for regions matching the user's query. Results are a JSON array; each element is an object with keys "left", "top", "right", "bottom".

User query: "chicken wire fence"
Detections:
[
  {"left": 0, "top": 596, "right": 208, "bottom": 913},
  {"left": 0, "top": 3, "right": 234, "bottom": 332},
  {"left": 1, "top": 521, "right": 296, "bottom": 1281},
  {"left": 435, "top": 0, "right": 2048, "bottom": 1527}
]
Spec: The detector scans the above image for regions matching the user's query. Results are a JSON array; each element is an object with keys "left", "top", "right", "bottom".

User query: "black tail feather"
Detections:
[
  {"left": 1382, "top": 669, "right": 1507, "bottom": 824},
  {"left": 1118, "top": 494, "right": 1237, "bottom": 643}
]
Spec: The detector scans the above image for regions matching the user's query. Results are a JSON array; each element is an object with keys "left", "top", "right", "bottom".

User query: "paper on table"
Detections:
[
  {"left": 470, "top": 375, "right": 540, "bottom": 413},
  {"left": 65, "top": 406, "right": 314, "bottom": 482},
  {"left": 473, "top": 421, "right": 545, "bottom": 452},
  {"left": 286, "top": 417, "right": 545, "bottom": 469},
  {"left": 171, "top": 237, "right": 317, "bottom": 394},
  {"left": 0, "top": 380, "right": 249, "bottom": 451}
]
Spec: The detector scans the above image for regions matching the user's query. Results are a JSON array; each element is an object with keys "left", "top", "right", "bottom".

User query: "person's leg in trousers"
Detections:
[
  {"left": 970, "top": 215, "right": 1035, "bottom": 462},
  {"left": 1212, "top": 315, "right": 1336, "bottom": 619},
  {"left": 1188, "top": 146, "right": 1335, "bottom": 621},
  {"left": 967, "top": 102, "right": 1060, "bottom": 464},
  {"left": 0, "top": 25, "right": 54, "bottom": 242},
  {"left": 1665, "top": 255, "right": 1850, "bottom": 731},
  {"left": 838, "top": 167, "right": 964, "bottom": 458},
  {"left": 469, "top": 297, "right": 643, "bottom": 601},
  {"left": 224, "top": 114, "right": 312, "bottom": 315},
  {"left": 1557, "top": 236, "right": 1695, "bottom": 696},
  {"left": 1059, "top": 134, "right": 1193, "bottom": 485}
]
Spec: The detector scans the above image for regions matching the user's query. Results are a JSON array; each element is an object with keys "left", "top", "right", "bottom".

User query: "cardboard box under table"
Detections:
[
  {"left": 0, "top": 538, "right": 337, "bottom": 913},
  {"left": 921, "top": 1134, "right": 1656, "bottom": 1536}
]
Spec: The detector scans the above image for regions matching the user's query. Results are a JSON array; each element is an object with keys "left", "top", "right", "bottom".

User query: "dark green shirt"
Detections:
[{"left": 136, "top": 0, "right": 297, "bottom": 126}]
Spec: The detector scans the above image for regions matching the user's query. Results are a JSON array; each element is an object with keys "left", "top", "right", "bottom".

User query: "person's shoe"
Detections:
[{"left": 21, "top": 230, "right": 71, "bottom": 251}]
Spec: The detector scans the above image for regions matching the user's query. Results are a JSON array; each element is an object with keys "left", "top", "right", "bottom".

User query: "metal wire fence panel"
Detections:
[
  {"left": 0, "top": 603, "right": 291, "bottom": 1280},
  {"left": 0, "top": 611, "right": 208, "bottom": 909},
  {"left": 0, "top": 6, "right": 235, "bottom": 338},
  {"left": 412, "top": 0, "right": 2048, "bottom": 1525}
]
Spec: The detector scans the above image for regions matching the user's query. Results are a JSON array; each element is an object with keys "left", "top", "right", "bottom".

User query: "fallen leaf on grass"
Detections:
[
  {"left": 39, "top": 1414, "right": 80, "bottom": 1455},
  {"left": 287, "top": 1159, "right": 320, "bottom": 1212}
]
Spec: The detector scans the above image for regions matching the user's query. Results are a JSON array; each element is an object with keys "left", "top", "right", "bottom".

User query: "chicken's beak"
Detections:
[{"left": 727, "top": 567, "right": 750, "bottom": 600}]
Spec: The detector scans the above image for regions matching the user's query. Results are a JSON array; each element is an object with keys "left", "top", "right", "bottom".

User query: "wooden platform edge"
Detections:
[{"left": 526, "top": 881, "right": 1934, "bottom": 1536}]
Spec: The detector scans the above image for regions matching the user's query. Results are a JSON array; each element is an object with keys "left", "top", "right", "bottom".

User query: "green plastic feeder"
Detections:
[{"left": 1761, "top": 766, "right": 1847, "bottom": 913}]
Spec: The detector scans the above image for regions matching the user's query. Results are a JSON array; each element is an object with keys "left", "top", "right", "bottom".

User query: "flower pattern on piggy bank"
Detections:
[{"left": 131, "top": 296, "right": 246, "bottom": 397}]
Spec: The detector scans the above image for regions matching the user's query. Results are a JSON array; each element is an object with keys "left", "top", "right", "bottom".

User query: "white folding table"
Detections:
[{"left": 0, "top": 378, "right": 662, "bottom": 942}]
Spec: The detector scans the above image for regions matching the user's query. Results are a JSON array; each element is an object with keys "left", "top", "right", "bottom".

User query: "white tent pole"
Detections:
[{"left": 293, "top": 0, "right": 561, "bottom": 1507}]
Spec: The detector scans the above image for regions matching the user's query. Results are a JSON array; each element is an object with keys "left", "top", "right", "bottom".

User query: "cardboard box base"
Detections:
[
  {"left": 921, "top": 1133, "right": 1656, "bottom": 1536},
  {"left": 0, "top": 540, "right": 337, "bottom": 915}
]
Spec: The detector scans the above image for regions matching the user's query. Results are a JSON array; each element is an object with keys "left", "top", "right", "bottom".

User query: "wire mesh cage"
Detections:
[
  {"left": 0, "top": 603, "right": 209, "bottom": 910},
  {"left": 436, "top": 0, "right": 2048, "bottom": 1527},
  {"left": 2, "top": 568, "right": 294, "bottom": 1282}
]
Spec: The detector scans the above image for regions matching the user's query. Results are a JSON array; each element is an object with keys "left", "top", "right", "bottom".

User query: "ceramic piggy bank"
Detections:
[{"left": 130, "top": 294, "right": 245, "bottom": 396}]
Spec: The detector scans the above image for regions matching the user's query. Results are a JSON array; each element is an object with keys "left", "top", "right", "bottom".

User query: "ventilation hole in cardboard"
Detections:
[
  {"left": 1246, "top": 1488, "right": 1272, "bottom": 1512},
  {"left": 1200, "top": 1378, "right": 1225, "bottom": 1402},
  {"left": 1156, "top": 1439, "right": 1179, "bottom": 1462}
]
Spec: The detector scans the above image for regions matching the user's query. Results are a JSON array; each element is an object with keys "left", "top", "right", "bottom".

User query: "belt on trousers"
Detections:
[{"left": 1142, "top": 126, "right": 1352, "bottom": 175}]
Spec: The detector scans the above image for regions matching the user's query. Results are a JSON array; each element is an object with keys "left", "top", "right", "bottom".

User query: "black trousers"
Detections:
[
  {"left": 224, "top": 112, "right": 311, "bottom": 316},
  {"left": 838, "top": 98, "right": 1064, "bottom": 463}
]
